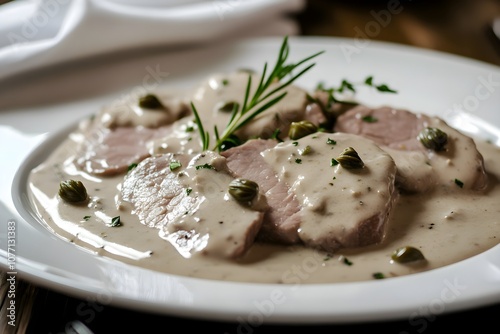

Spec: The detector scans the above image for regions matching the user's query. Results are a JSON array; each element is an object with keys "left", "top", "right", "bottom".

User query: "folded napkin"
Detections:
[{"left": 0, "top": 0, "right": 305, "bottom": 80}]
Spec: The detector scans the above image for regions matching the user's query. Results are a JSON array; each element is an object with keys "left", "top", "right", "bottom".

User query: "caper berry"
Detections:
[
  {"left": 138, "top": 94, "right": 164, "bottom": 109},
  {"left": 391, "top": 246, "right": 426, "bottom": 264},
  {"left": 336, "top": 147, "right": 364, "bottom": 169},
  {"left": 288, "top": 120, "right": 317, "bottom": 140},
  {"left": 418, "top": 127, "right": 448, "bottom": 151},
  {"left": 228, "top": 179, "right": 258, "bottom": 203},
  {"left": 59, "top": 180, "right": 88, "bottom": 203}
]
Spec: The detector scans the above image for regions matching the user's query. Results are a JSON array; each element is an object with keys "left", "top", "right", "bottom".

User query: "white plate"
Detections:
[{"left": 2, "top": 36, "right": 500, "bottom": 324}]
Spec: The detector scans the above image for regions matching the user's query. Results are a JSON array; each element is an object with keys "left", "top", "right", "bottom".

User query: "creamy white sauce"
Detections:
[
  {"left": 25, "top": 73, "right": 500, "bottom": 285},
  {"left": 261, "top": 132, "right": 397, "bottom": 251}
]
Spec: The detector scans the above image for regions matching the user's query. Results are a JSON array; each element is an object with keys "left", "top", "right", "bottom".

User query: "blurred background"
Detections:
[
  {"left": 299, "top": 0, "right": 500, "bottom": 65},
  {"left": 2, "top": 0, "right": 500, "bottom": 65}
]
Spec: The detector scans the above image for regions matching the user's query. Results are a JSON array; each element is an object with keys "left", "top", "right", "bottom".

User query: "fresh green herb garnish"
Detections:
[
  {"left": 127, "top": 163, "right": 138, "bottom": 171},
  {"left": 83, "top": 215, "right": 91, "bottom": 221},
  {"left": 364, "top": 76, "right": 398, "bottom": 93},
  {"left": 169, "top": 161, "right": 182, "bottom": 171},
  {"left": 191, "top": 103, "right": 210, "bottom": 151},
  {"left": 109, "top": 216, "right": 121, "bottom": 227},
  {"left": 271, "top": 128, "right": 283, "bottom": 142},
  {"left": 373, "top": 272, "right": 385, "bottom": 279},
  {"left": 195, "top": 163, "right": 215, "bottom": 170},
  {"left": 454, "top": 178, "right": 464, "bottom": 188},
  {"left": 331, "top": 158, "right": 339, "bottom": 166},
  {"left": 362, "top": 115, "right": 378, "bottom": 123},
  {"left": 343, "top": 257, "right": 353, "bottom": 266},
  {"left": 316, "top": 75, "right": 397, "bottom": 108},
  {"left": 191, "top": 36, "right": 324, "bottom": 152},
  {"left": 186, "top": 188, "right": 192, "bottom": 196},
  {"left": 326, "top": 138, "right": 337, "bottom": 145},
  {"left": 295, "top": 158, "right": 302, "bottom": 164}
]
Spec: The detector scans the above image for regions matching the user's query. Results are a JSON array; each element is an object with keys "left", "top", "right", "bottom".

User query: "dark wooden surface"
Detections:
[
  {"left": 2, "top": 1, "right": 500, "bottom": 333},
  {"left": 299, "top": 0, "right": 500, "bottom": 66}
]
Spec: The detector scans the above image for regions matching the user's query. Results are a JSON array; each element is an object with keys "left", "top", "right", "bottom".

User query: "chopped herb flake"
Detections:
[
  {"left": 110, "top": 216, "right": 121, "bottom": 227},
  {"left": 83, "top": 215, "right": 91, "bottom": 221},
  {"left": 326, "top": 138, "right": 337, "bottom": 145},
  {"left": 127, "top": 163, "right": 138, "bottom": 171},
  {"left": 376, "top": 84, "right": 397, "bottom": 93},
  {"left": 169, "top": 161, "right": 182, "bottom": 171},
  {"left": 195, "top": 163, "right": 215, "bottom": 170},
  {"left": 295, "top": 158, "right": 302, "bottom": 164},
  {"left": 331, "top": 158, "right": 339, "bottom": 166},
  {"left": 292, "top": 141, "right": 299, "bottom": 146},
  {"left": 373, "top": 272, "right": 385, "bottom": 279},
  {"left": 186, "top": 188, "right": 193, "bottom": 195},
  {"left": 362, "top": 115, "right": 378, "bottom": 123},
  {"left": 316, "top": 75, "right": 397, "bottom": 109},
  {"left": 454, "top": 179, "right": 464, "bottom": 188}
]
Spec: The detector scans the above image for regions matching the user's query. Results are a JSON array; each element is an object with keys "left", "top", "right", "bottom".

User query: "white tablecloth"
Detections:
[{"left": 0, "top": 0, "right": 304, "bottom": 80}]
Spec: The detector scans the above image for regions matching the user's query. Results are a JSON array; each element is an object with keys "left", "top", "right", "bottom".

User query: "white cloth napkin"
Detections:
[{"left": 0, "top": 0, "right": 305, "bottom": 80}]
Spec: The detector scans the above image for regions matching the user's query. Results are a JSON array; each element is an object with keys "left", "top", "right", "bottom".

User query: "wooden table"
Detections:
[
  {"left": 2, "top": 1, "right": 500, "bottom": 333},
  {"left": 300, "top": 0, "right": 500, "bottom": 66}
]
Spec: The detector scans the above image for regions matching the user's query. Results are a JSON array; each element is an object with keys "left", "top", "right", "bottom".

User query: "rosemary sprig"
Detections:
[
  {"left": 191, "top": 102, "right": 209, "bottom": 151},
  {"left": 191, "top": 36, "right": 324, "bottom": 152}
]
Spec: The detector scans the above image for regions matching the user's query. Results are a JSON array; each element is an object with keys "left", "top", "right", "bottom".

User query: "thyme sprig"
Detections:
[{"left": 191, "top": 36, "right": 324, "bottom": 152}]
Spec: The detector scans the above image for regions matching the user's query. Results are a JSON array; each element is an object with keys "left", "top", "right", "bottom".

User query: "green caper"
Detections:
[
  {"left": 336, "top": 147, "right": 364, "bottom": 169},
  {"left": 228, "top": 179, "right": 258, "bottom": 203},
  {"left": 59, "top": 180, "right": 88, "bottom": 203},
  {"left": 391, "top": 246, "right": 426, "bottom": 264},
  {"left": 217, "top": 101, "right": 238, "bottom": 113},
  {"left": 138, "top": 94, "right": 164, "bottom": 109},
  {"left": 288, "top": 120, "right": 317, "bottom": 140},
  {"left": 418, "top": 127, "right": 448, "bottom": 151}
]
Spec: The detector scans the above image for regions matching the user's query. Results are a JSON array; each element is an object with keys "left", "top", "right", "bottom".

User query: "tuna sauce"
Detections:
[{"left": 26, "top": 69, "right": 500, "bottom": 285}]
